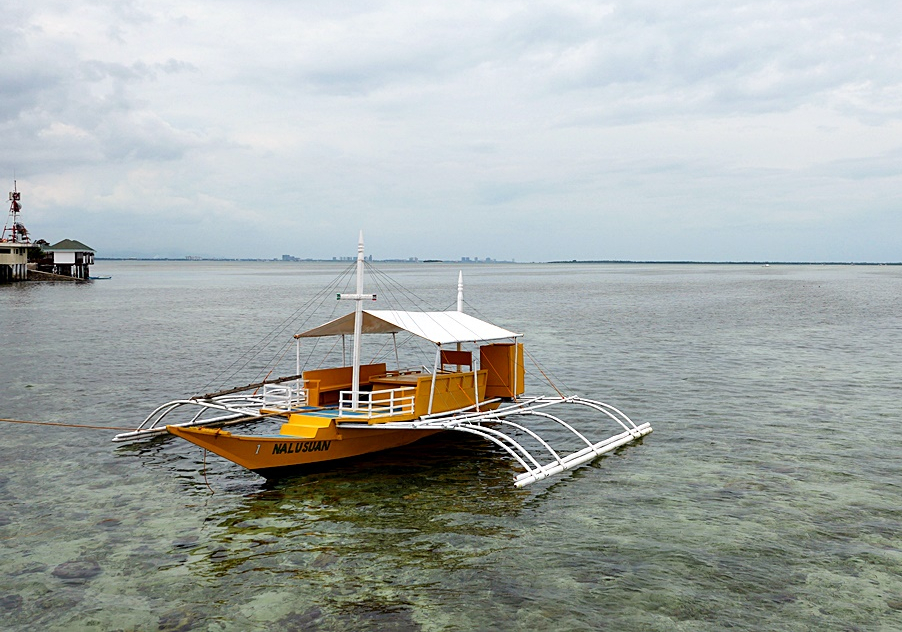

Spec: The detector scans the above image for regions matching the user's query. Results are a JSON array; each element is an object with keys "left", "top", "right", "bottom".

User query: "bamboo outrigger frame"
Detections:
[{"left": 115, "top": 233, "right": 652, "bottom": 487}]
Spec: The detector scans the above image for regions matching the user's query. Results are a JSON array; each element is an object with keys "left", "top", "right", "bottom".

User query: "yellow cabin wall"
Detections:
[
  {"left": 369, "top": 370, "right": 489, "bottom": 419},
  {"left": 412, "top": 370, "right": 488, "bottom": 417},
  {"left": 480, "top": 343, "right": 525, "bottom": 398}
]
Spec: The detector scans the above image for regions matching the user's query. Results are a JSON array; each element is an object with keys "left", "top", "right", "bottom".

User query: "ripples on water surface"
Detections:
[{"left": 1, "top": 261, "right": 901, "bottom": 630}]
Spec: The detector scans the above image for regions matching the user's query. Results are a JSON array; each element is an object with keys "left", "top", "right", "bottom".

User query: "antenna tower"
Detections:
[{"left": 1, "top": 181, "right": 29, "bottom": 243}]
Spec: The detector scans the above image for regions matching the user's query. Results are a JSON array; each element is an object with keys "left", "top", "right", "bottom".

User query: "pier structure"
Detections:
[{"left": 0, "top": 182, "right": 30, "bottom": 283}]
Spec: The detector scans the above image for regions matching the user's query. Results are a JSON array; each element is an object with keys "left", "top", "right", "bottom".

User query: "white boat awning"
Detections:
[{"left": 296, "top": 310, "right": 521, "bottom": 345}]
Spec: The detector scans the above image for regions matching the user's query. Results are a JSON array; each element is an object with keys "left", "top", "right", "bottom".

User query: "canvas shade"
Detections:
[{"left": 296, "top": 310, "right": 521, "bottom": 345}]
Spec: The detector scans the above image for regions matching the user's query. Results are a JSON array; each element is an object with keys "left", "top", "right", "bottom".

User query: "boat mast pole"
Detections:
[
  {"left": 351, "top": 232, "right": 365, "bottom": 409},
  {"left": 456, "top": 271, "right": 463, "bottom": 369},
  {"left": 337, "top": 231, "right": 376, "bottom": 410}
]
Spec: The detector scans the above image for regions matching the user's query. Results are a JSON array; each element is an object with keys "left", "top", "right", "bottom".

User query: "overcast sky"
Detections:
[{"left": 2, "top": 1, "right": 900, "bottom": 261}]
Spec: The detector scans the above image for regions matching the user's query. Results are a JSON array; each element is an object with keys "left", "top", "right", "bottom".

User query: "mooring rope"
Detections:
[
  {"left": 201, "top": 448, "right": 215, "bottom": 494},
  {"left": 0, "top": 417, "right": 135, "bottom": 432},
  {"left": 0, "top": 417, "right": 223, "bottom": 493}
]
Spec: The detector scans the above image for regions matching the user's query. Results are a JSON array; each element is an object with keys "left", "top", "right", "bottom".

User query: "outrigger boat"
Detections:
[{"left": 115, "top": 234, "right": 652, "bottom": 487}]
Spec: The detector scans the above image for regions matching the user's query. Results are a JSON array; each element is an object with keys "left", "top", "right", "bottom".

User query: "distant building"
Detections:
[
  {"left": 333, "top": 255, "right": 373, "bottom": 262},
  {"left": 0, "top": 242, "right": 29, "bottom": 282},
  {"left": 0, "top": 182, "right": 31, "bottom": 283},
  {"left": 41, "top": 239, "right": 95, "bottom": 279}
]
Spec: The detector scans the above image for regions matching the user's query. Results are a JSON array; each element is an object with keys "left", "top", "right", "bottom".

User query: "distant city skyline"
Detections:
[
  {"left": 97, "top": 254, "right": 898, "bottom": 265},
  {"left": 110, "top": 254, "right": 519, "bottom": 263}
]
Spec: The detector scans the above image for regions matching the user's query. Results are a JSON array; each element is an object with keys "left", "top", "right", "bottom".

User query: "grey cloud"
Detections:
[
  {"left": 159, "top": 59, "right": 198, "bottom": 74},
  {"left": 4, "top": 0, "right": 901, "bottom": 261},
  {"left": 525, "top": 2, "right": 902, "bottom": 123},
  {"left": 98, "top": 113, "right": 202, "bottom": 161},
  {"left": 812, "top": 149, "right": 902, "bottom": 180},
  {"left": 79, "top": 60, "right": 155, "bottom": 83}
]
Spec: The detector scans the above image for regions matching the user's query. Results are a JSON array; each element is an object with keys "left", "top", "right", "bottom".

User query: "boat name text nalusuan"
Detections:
[{"left": 272, "top": 440, "right": 333, "bottom": 455}]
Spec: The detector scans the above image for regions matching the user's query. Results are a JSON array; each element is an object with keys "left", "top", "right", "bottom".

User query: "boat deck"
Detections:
[{"left": 284, "top": 406, "right": 369, "bottom": 420}]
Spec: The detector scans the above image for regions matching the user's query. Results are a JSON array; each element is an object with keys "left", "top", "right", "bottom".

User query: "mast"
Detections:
[
  {"left": 351, "top": 233, "right": 365, "bottom": 408},
  {"left": 455, "top": 271, "right": 464, "bottom": 370},
  {"left": 2, "top": 180, "right": 27, "bottom": 243},
  {"left": 337, "top": 231, "right": 376, "bottom": 409}
]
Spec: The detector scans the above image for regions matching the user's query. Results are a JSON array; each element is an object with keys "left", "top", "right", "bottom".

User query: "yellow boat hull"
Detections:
[
  {"left": 167, "top": 424, "right": 442, "bottom": 476},
  {"left": 165, "top": 364, "right": 508, "bottom": 477}
]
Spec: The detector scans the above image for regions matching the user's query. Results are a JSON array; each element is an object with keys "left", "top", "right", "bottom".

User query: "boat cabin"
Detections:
[{"left": 277, "top": 309, "right": 525, "bottom": 430}]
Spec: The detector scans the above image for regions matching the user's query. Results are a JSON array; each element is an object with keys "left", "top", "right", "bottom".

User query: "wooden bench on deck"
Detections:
[{"left": 302, "top": 363, "right": 387, "bottom": 407}]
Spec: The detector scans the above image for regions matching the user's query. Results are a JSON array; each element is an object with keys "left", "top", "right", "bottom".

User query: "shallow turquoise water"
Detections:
[{"left": 2, "top": 262, "right": 902, "bottom": 630}]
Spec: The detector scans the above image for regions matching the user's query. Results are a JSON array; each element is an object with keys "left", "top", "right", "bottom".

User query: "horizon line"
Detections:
[{"left": 94, "top": 257, "right": 902, "bottom": 266}]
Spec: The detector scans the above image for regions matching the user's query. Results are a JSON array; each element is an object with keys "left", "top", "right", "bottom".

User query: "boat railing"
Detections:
[
  {"left": 262, "top": 381, "right": 307, "bottom": 410},
  {"left": 338, "top": 387, "right": 416, "bottom": 418}
]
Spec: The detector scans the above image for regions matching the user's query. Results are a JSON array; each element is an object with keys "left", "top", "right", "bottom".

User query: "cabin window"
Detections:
[{"left": 0, "top": 248, "right": 9, "bottom": 254}]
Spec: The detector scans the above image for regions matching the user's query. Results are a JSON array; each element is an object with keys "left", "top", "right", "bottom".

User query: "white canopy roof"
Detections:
[{"left": 297, "top": 310, "right": 521, "bottom": 345}]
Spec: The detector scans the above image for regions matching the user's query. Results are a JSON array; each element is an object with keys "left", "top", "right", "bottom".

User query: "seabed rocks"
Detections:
[
  {"left": 0, "top": 593, "right": 23, "bottom": 613},
  {"left": 51, "top": 560, "right": 102, "bottom": 583}
]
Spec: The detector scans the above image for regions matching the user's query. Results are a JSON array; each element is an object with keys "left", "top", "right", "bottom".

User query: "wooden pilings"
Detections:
[{"left": 0, "top": 262, "right": 28, "bottom": 282}]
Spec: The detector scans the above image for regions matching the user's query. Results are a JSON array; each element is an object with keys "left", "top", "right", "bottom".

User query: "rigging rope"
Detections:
[
  {"left": 364, "top": 261, "right": 443, "bottom": 311},
  {"left": 195, "top": 261, "right": 357, "bottom": 394},
  {"left": 522, "top": 347, "right": 567, "bottom": 398}
]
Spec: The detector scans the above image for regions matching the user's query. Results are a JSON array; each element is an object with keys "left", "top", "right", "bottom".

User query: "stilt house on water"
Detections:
[{"left": 39, "top": 239, "right": 96, "bottom": 280}]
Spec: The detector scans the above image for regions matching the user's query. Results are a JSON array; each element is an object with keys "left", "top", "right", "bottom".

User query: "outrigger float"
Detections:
[{"left": 115, "top": 234, "right": 652, "bottom": 487}]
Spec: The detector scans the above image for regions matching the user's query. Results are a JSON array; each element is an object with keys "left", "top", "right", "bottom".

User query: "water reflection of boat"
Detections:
[{"left": 115, "top": 233, "right": 652, "bottom": 487}]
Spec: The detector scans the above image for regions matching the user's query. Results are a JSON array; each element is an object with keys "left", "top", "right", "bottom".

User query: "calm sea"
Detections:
[{"left": 1, "top": 261, "right": 901, "bottom": 631}]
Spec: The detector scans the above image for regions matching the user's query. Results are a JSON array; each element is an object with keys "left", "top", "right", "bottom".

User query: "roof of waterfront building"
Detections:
[{"left": 45, "top": 239, "right": 95, "bottom": 252}]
